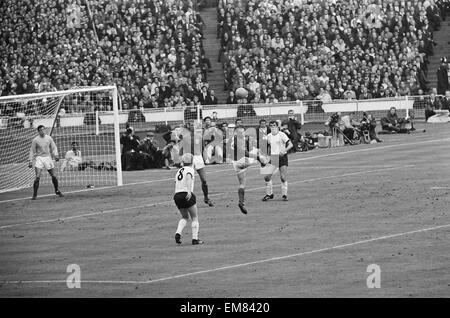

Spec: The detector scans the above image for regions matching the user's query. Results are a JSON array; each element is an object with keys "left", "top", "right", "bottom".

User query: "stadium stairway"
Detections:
[
  {"left": 426, "top": 19, "right": 450, "bottom": 91},
  {"left": 199, "top": 6, "right": 228, "bottom": 103}
]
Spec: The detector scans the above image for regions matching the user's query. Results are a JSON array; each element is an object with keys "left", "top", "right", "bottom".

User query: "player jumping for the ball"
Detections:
[
  {"left": 28, "top": 125, "right": 64, "bottom": 200},
  {"left": 174, "top": 153, "right": 204, "bottom": 245},
  {"left": 262, "top": 121, "right": 293, "bottom": 201}
]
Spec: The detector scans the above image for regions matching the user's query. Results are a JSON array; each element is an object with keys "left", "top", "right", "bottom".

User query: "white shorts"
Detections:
[
  {"left": 232, "top": 149, "right": 258, "bottom": 173},
  {"left": 35, "top": 156, "right": 55, "bottom": 170},
  {"left": 260, "top": 163, "right": 278, "bottom": 175},
  {"left": 232, "top": 157, "right": 256, "bottom": 173},
  {"left": 193, "top": 155, "right": 205, "bottom": 171}
]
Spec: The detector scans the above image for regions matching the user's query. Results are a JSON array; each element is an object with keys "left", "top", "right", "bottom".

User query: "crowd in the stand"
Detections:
[
  {"left": 90, "top": 0, "right": 217, "bottom": 110},
  {"left": 218, "top": 0, "right": 450, "bottom": 104},
  {"left": 0, "top": 0, "right": 94, "bottom": 99},
  {"left": 3, "top": 0, "right": 450, "bottom": 119},
  {"left": 0, "top": 0, "right": 216, "bottom": 112}
]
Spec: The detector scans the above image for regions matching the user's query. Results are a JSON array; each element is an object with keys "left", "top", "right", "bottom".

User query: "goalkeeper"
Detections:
[{"left": 28, "top": 125, "right": 64, "bottom": 200}]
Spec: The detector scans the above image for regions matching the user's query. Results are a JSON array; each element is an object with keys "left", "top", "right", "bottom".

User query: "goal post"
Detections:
[{"left": 0, "top": 85, "right": 123, "bottom": 193}]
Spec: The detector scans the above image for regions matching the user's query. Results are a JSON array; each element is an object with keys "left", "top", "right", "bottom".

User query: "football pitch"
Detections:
[{"left": 0, "top": 122, "right": 449, "bottom": 297}]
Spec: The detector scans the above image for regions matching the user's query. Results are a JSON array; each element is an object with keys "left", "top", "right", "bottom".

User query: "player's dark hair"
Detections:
[
  {"left": 203, "top": 116, "right": 211, "bottom": 122},
  {"left": 259, "top": 119, "right": 266, "bottom": 124},
  {"left": 71, "top": 141, "right": 78, "bottom": 146},
  {"left": 37, "top": 125, "right": 45, "bottom": 131},
  {"left": 269, "top": 121, "right": 278, "bottom": 126}
]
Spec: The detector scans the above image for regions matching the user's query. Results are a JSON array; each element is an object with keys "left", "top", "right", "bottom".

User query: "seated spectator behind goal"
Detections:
[
  {"left": 137, "top": 132, "right": 172, "bottom": 169},
  {"left": 381, "top": 107, "right": 410, "bottom": 133},
  {"left": 360, "top": 113, "right": 383, "bottom": 143},
  {"left": 340, "top": 113, "right": 358, "bottom": 143},
  {"left": 281, "top": 110, "right": 302, "bottom": 153},
  {"left": 120, "top": 126, "right": 141, "bottom": 171},
  {"left": 60, "top": 141, "right": 94, "bottom": 171}
]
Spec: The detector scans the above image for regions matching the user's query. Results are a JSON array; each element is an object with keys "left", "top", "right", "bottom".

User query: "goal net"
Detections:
[{"left": 0, "top": 86, "right": 122, "bottom": 193}]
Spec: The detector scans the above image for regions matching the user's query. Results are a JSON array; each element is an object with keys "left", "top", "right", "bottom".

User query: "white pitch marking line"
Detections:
[
  {"left": 2, "top": 222, "right": 449, "bottom": 286},
  {"left": 0, "top": 165, "right": 413, "bottom": 230},
  {"left": 0, "top": 166, "right": 237, "bottom": 204},
  {"left": 287, "top": 137, "right": 450, "bottom": 164},
  {"left": 1, "top": 135, "right": 447, "bottom": 204},
  {"left": 430, "top": 187, "right": 450, "bottom": 190}
]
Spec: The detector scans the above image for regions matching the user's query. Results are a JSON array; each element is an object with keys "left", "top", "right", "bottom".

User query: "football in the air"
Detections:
[
  {"left": 259, "top": 154, "right": 270, "bottom": 166},
  {"left": 235, "top": 87, "right": 248, "bottom": 99}
]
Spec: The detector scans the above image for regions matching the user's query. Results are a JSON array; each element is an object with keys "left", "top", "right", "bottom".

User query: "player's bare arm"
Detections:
[
  {"left": 281, "top": 140, "right": 293, "bottom": 156},
  {"left": 185, "top": 172, "right": 193, "bottom": 201}
]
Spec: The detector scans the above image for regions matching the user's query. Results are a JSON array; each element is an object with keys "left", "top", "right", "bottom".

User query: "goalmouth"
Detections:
[{"left": 0, "top": 86, "right": 122, "bottom": 193}]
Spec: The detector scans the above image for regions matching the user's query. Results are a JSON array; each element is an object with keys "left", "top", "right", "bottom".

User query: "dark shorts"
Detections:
[
  {"left": 279, "top": 154, "right": 288, "bottom": 167},
  {"left": 174, "top": 192, "right": 197, "bottom": 209},
  {"left": 270, "top": 154, "right": 288, "bottom": 168}
]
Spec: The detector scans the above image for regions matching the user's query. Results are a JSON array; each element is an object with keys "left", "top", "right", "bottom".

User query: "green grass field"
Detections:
[{"left": 0, "top": 122, "right": 449, "bottom": 297}]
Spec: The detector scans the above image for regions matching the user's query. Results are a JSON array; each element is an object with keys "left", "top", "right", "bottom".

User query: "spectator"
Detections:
[
  {"left": 120, "top": 126, "right": 141, "bottom": 171},
  {"left": 211, "top": 111, "right": 219, "bottom": 123},
  {"left": 429, "top": 91, "right": 442, "bottom": 108},
  {"left": 198, "top": 85, "right": 211, "bottom": 105},
  {"left": 60, "top": 141, "right": 94, "bottom": 171},
  {"left": 340, "top": 112, "right": 358, "bottom": 143},
  {"left": 218, "top": 0, "right": 437, "bottom": 102},
  {"left": 235, "top": 118, "right": 243, "bottom": 129},
  {"left": 381, "top": 107, "right": 410, "bottom": 133},
  {"left": 209, "top": 89, "right": 219, "bottom": 105},
  {"left": 257, "top": 118, "right": 270, "bottom": 154},
  {"left": 360, "top": 112, "right": 383, "bottom": 143},
  {"left": 282, "top": 110, "right": 302, "bottom": 153},
  {"left": 0, "top": 0, "right": 211, "bottom": 113},
  {"left": 437, "top": 57, "right": 449, "bottom": 95},
  {"left": 226, "top": 90, "right": 238, "bottom": 104},
  {"left": 440, "top": 90, "right": 450, "bottom": 110},
  {"left": 137, "top": 132, "right": 171, "bottom": 169}
]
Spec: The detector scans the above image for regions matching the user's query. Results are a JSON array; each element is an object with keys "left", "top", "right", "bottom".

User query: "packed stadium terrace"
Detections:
[
  {"left": 219, "top": 0, "right": 444, "bottom": 103},
  {"left": 0, "top": 0, "right": 210, "bottom": 111},
  {"left": 0, "top": 0, "right": 448, "bottom": 112}
]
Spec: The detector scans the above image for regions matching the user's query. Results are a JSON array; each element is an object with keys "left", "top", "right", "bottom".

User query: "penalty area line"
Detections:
[{"left": 1, "top": 222, "right": 449, "bottom": 286}]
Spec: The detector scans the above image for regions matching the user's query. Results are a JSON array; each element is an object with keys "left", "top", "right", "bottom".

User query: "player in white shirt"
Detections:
[
  {"left": 173, "top": 123, "right": 214, "bottom": 207},
  {"left": 60, "top": 141, "right": 92, "bottom": 171},
  {"left": 262, "top": 121, "right": 293, "bottom": 201},
  {"left": 28, "top": 125, "right": 64, "bottom": 199},
  {"left": 173, "top": 153, "right": 204, "bottom": 245}
]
